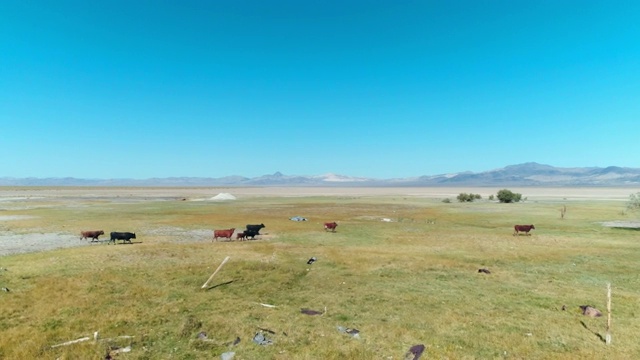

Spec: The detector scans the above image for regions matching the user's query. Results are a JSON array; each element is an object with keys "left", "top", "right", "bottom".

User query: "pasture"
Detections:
[{"left": 0, "top": 187, "right": 639, "bottom": 359}]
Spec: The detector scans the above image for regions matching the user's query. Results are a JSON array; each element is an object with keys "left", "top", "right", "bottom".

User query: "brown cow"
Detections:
[
  {"left": 80, "top": 230, "right": 105, "bottom": 242},
  {"left": 213, "top": 228, "right": 235, "bottom": 241},
  {"left": 236, "top": 232, "right": 246, "bottom": 241},
  {"left": 324, "top": 222, "right": 338, "bottom": 232},
  {"left": 513, "top": 224, "right": 535, "bottom": 236}
]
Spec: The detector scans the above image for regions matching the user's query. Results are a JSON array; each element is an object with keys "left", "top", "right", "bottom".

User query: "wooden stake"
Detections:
[
  {"left": 51, "top": 336, "right": 90, "bottom": 348},
  {"left": 201, "top": 256, "right": 230, "bottom": 289},
  {"left": 606, "top": 282, "right": 612, "bottom": 345}
]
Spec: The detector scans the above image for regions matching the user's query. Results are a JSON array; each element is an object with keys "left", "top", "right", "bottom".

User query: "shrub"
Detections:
[
  {"left": 457, "top": 193, "right": 482, "bottom": 202},
  {"left": 497, "top": 189, "right": 522, "bottom": 203},
  {"left": 442, "top": 198, "right": 451, "bottom": 203}
]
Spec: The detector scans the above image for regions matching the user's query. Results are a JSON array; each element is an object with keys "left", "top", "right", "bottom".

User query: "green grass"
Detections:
[{"left": 1, "top": 191, "right": 639, "bottom": 359}]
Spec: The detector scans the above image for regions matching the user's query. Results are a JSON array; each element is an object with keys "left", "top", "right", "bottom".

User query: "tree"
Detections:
[{"left": 496, "top": 189, "right": 522, "bottom": 203}]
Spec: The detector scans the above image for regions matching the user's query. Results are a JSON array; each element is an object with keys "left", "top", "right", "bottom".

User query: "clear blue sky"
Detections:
[{"left": 1, "top": 1, "right": 639, "bottom": 179}]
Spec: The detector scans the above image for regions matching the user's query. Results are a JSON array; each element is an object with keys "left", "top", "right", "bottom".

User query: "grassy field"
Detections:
[{"left": 0, "top": 188, "right": 639, "bottom": 359}]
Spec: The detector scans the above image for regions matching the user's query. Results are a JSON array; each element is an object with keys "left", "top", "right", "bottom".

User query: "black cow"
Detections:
[
  {"left": 109, "top": 232, "right": 136, "bottom": 244},
  {"left": 243, "top": 229, "right": 260, "bottom": 240},
  {"left": 246, "top": 223, "right": 265, "bottom": 234}
]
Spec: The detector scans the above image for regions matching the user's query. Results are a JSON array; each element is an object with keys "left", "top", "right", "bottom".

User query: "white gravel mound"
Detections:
[{"left": 210, "top": 193, "right": 237, "bottom": 201}]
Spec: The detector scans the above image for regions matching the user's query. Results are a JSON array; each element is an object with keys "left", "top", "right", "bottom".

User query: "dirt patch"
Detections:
[
  {"left": 0, "top": 215, "right": 37, "bottom": 221},
  {"left": 600, "top": 221, "right": 640, "bottom": 229},
  {"left": 0, "top": 231, "right": 94, "bottom": 256},
  {"left": 142, "top": 227, "right": 213, "bottom": 243}
]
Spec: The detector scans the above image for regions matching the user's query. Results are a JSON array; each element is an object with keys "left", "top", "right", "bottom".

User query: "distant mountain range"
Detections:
[{"left": 2, "top": 163, "right": 640, "bottom": 187}]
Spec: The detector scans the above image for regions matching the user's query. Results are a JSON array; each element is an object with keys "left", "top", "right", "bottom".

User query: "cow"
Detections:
[
  {"left": 324, "top": 222, "right": 338, "bottom": 232},
  {"left": 213, "top": 228, "right": 235, "bottom": 241},
  {"left": 109, "top": 232, "right": 136, "bottom": 244},
  {"left": 513, "top": 224, "right": 535, "bottom": 236},
  {"left": 243, "top": 229, "right": 259, "bottom": 240},
  {"left": 80, "top": 230, "right": 104, "bottom": 242},
  {"left": 236, "top": 232, "right": 246, "bottom": 241},
  {"left": 246, "top": 223, "right": 265, "bottom": 234}
]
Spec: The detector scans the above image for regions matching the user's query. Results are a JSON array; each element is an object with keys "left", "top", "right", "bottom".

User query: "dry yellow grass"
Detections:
[{"left": 0, "top": 187, "right": 639, "bottom": 359}]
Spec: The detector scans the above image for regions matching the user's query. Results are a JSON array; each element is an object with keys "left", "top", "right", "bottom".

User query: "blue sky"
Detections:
[{"left": 1, "top": 1, "right": 639, "bottom": 179}]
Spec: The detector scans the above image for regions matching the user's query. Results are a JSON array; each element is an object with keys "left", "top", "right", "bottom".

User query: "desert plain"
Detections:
[{"left": 0, "top": 186, "right": 639, "bottom": 359}]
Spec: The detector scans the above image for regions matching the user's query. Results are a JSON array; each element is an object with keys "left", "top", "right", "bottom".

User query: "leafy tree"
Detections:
[{"left": 496, "top": 189, "right": 522, "bottom": 203}]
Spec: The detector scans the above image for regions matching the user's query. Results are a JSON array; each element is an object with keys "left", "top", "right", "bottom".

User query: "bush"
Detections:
[
  {"left": 496, "top": 189, "right": 522, "bottom": 203},
  {"left": 457, "top": 193, "right": 481, "bottom": 202},
  {"left": 442, "top": 198, "right": 451, "bottom": 203}
]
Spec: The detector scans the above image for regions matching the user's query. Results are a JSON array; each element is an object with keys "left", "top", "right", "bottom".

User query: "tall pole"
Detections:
[{"left": 606, "top": 282, "right": 612, "bottom": 345}]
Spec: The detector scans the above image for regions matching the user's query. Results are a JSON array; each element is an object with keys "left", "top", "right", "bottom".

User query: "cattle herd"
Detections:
[
  {"left": 81, "top": 221, "right": 534, "bottom": 245},
  {"left": 214, "top": 223, "right": 265, "bottom": 242},
  {"left": 80, "top": 230, "right": 136, "bottom": 244}
]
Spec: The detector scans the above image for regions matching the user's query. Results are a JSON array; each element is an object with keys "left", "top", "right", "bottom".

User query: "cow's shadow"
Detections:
[{"left": 88, "top": 239, "right": 141, "bottom": 245}]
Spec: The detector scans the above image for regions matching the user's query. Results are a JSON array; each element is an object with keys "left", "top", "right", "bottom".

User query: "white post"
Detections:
[
  {"left": 201, "top": 256, "right": 230, "bottom": 289},
  {"left": 606, "top": 282, "right": 612, "bottom": 345},
  {"left": 51, "top": 337, "right": 91, "bottom": 348}
]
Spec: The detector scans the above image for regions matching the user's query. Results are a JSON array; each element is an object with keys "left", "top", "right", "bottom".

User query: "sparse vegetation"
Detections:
[
  {"left": 497, "top": 189, "right": 523, "bottom": 203},
  {"left": 0, "top": 188, "right": 637, "bottom": 359},
  {"left": 627, "top": 192, "right": 640, "bottom": 212}
]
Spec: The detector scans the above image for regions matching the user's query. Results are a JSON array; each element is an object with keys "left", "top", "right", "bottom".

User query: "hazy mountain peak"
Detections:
[{"left": 1, "top": 163, "right": 639, "bottom": 187}]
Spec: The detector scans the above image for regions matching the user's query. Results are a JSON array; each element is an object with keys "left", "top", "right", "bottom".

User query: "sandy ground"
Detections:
[
  {"left": 0, "top": 186, "right": 637, "bottom": 257},
  {"left": 0, "top": 231, "right": 91, "bottom": 256}
]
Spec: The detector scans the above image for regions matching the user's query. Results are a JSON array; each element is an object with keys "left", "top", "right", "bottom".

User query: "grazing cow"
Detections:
[
  {"left": 213, "top": 228, "right": 235, "bottom": 241},
  {"left": 80, "top": 230, "right": 104, "bottom": 242},
  {"left": 513, "top": 224, "right": 535, "bottom": 236},
  {"left": 109, "top": 232, "right": 136, "bottom": 244},
  {"left": 243, "top": 229, "right": 259, "bottom": 240},
  {"left": 236, "top": 232, "right": 246, "bottom": 241},
  {"left": 324, "top": 222, "right": 338, "bottom": 232},
  {"left": 246, "top": 223, "right": 265, "bottom": 234}
]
